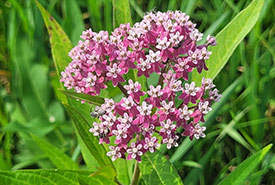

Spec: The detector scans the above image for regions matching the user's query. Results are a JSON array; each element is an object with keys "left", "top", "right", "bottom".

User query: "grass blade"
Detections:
[
  {"left": 183, "top": 144, "right": 216, "bottom": 185},
  {"left": 62, "top": 0, "right": 85, "bottom": 45},
  {"left": 87, "top": 0, "right": 103, "bottom": 31},
  {"left": 216, "top": 107, "right": 253, "bottom": 151},
  {"left": 112, "top": 0, "right": 132, "bottom": 27},
  {"left": 192, "top": 0, "right": 264, "bottom": 84},
  {"left": 218, "top": 144, "right": 272, "bottom": 185},
  {"left": 130, "top": 0, "right": 144, "bottom": 18}
]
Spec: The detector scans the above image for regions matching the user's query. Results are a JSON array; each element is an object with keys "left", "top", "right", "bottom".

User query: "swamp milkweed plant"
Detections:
[{"left": 61, "top": 11, "right": 222, "bottom": 162}]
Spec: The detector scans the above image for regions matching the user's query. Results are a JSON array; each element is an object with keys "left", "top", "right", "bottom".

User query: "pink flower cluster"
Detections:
[
  {"left": 89, "top": 77, "right": 221, "bottom": 162},
  {"left": 61, "top": 11, "right": 221, "bottom": 162},
  {"left": 60, "top": 11, "right": 216, "bottom": 96}
]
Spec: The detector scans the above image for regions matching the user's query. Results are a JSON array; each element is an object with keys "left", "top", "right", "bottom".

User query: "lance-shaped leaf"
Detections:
[
  {"left": 60, "top": 90, "right": 105, "bottom": 106},
  {"left": 113, "top": 159, "right": 132, "bottom": 185},
  {"left": 36, "top": 1, "right": 72, "bottom": 104},
  {"left": 112, "top": 0, "right": 132, "bottom": 27},
  {"left": 218, "top": 144, "right": 272, "bottom": 185},
  {"left": 64, "top": 104, "right": 113, "bottom": 168},
  {"left": 0, "top": 169, "right": 116, "bottom": 185},
  {"left": 89, "top": 165, "right": 116, "bottom": 181},
  {"left": 32, "top": 135, "right": 79, "bottom": 170},
  {"left": 192, "top": 0, "right": 264, "bottom": 84},
  {"left": 139, "top": 151, "right": 183, "bottom": 185},
  {"left": 36, "top": 2, "right": 111, "bottom": 170},
  {"left": 36, "top": 1, "right": 72, "bottom": 78}
]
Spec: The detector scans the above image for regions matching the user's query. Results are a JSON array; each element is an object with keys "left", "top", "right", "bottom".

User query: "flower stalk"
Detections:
[
  {"left": 118, "top": 83, "right": 129, "bottom": 97},
  {"left": 131, "top": 161, "right": 140, "bottom": 185}
]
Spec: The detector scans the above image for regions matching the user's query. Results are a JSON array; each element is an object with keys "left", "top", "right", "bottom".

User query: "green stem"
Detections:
[{"left": 130, "top": 161, "right": 140, "bottom": 185}]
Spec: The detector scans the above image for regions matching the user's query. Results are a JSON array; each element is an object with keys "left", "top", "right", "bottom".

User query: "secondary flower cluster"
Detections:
[
  {"left": 89, "top": 77, "right": 221, "bottom": 162},
  {"left": 60, "top": 10, "right": 216, "bottom": 96},
  {"left": 61, "top": 10, "right": 221, "bottom": 162}
]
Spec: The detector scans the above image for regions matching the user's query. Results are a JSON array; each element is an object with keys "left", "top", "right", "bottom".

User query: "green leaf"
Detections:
[
  {"left": 112, "top": 0, "right": 132, "bottom": 28},
  {"left": 36, "top": 1, "right": 72, "bottom": 77},
  {"left": 139, "top": 151, "right": 183, "bottom": 185},
  {"left": 218, "top": 144, "right": 272, "bottom": 185},
  {"left": 89, "top": 165, "right": 116, "bottom": 181},
  {"left": 64, "top": 104, "right": 113, "bottom": 168},
  {"left": 51, "top": 74, "right": 68, "bottom": 105},
  {"left": 36, "top": 1, "right": 72, "bottom": 104},
  {"left": 75, "top": 132, "right": 100, "bottom": 171},
  {"left": 0, "top": 169, "right": 116, "bottom": 185},
  {"left": 192, "top": 0, "right": 264, "bottom": 84},
  {"left": 60, "top": 90, "right": 104, "bottom": 106},
  {"left": 113, "top": 158, "right": 132, "bottom": 185},
  {"left": 2, "top": 119, "right": 56, "bottom": 137},
  {"left": 0, "top": 153, "right": 11, "bottom": 170},
  {"left": 32, "top": 135, "right": 78, "bottom": 170},
  {"left": 36, "top": 2, "right": 109, "bottom": 170}
]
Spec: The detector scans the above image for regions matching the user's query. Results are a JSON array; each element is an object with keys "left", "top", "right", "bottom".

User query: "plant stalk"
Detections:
[
  {"left": 130, "top": 161, "right": 140, "bottom": 185},
  {"left": 158, "top": 67, "right": 166, "bottom": 87},
  {"left": 117, "top": 83, "right": 129, "bottom": 97},
  {"left": 158, "top": 61, "right": 171, "bottom": 87}
]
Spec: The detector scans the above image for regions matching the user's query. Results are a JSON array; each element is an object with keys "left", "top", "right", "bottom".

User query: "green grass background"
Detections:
[{"left": 0, "top": 0, "right": 274, "bottom": 184}]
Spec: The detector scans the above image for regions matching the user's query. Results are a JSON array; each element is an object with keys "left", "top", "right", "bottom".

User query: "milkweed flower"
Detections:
[
  {"left": 88, "top": 77, "right": 220, "bottom": 162},
  {"left": 61, "top": 10, "right": 221, "bottom": 162}
]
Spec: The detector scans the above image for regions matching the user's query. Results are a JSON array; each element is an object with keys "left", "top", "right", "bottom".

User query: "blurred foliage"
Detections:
[{"left": 0, "top": 0, "right": 274, "bottom": 184}]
